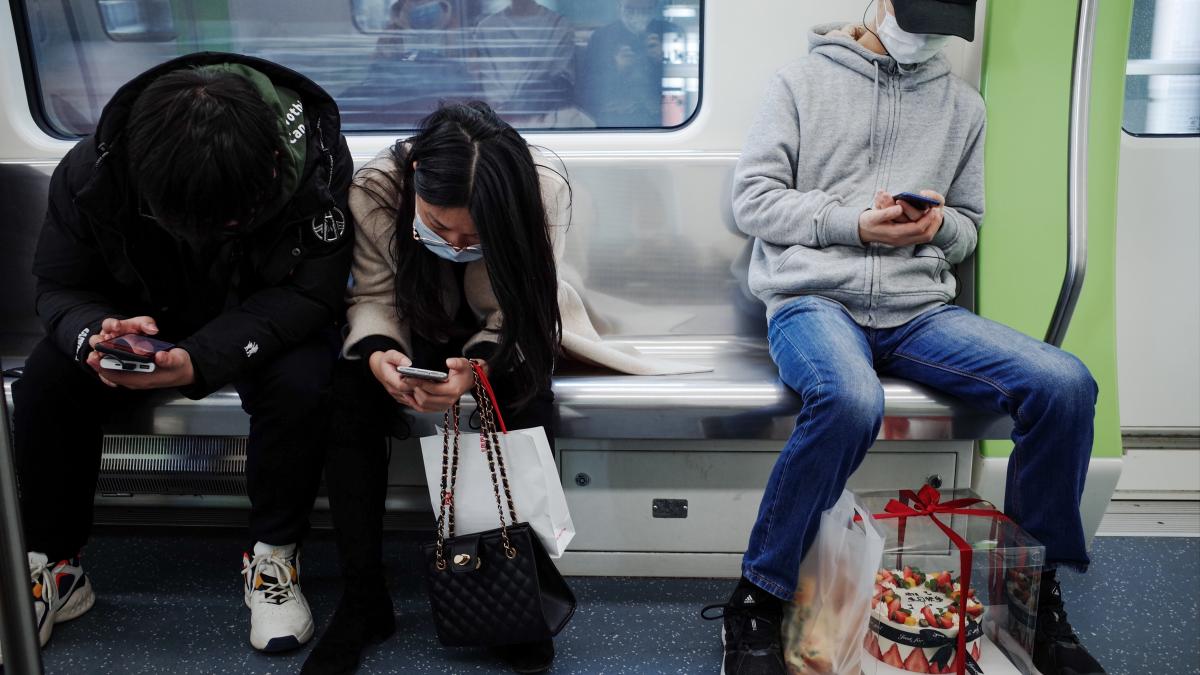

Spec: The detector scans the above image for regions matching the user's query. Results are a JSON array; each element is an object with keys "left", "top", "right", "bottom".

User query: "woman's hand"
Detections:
[
  {"left": 405, "top": 358, "right": 477, "bottom": 413},
  {"left": 368, "top": 350, "right": 419, "bottom": 405}
]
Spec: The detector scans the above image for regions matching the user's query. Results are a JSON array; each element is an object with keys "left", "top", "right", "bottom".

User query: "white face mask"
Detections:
[{"left": 877, "top": 12, "right": 951, "bottom": 64}]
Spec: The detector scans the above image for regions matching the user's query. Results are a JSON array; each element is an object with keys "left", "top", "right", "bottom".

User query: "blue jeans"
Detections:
[{"left": 743, "top": 297, "right": 1097, "bottom": 600}]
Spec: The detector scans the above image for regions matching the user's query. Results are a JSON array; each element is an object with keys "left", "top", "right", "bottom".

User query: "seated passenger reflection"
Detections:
[
  {"left": 345, "top": 0, "right": 478, "bottom": 128},
  {"left": 580, "top": 0, "right": 679, "bottom": 127},
  {"left": 474, "top": 0, "right": 593, "bottom": 128}
]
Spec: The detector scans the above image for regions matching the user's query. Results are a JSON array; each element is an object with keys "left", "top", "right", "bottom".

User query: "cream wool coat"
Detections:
[{"left": 343, "top": 148, "right": 709, "bottom": 376}]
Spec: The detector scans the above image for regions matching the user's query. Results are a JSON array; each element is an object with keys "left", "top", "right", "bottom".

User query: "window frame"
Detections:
[
  {"left": 8, "top": 0, "right": 71, "bottom": 140},
  {"left": 8, "top": 0, "right": 706, "bottom": 138}
]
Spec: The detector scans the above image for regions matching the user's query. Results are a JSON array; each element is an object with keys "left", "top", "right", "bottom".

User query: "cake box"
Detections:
[{"left": 856, "top": 487, "right": 1045, "bottom": 675}]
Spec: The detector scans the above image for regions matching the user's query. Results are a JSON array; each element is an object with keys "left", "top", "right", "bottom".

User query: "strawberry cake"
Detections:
[
  {"left": 864, "top": 567, "right": 985, "bottom": 673},
  {"left": 1005, "top": 568, "right": 1038, "bottom": 636}
]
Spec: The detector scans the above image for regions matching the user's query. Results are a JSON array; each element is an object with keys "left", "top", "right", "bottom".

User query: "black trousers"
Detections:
[
  {"left": 12, "top": 334, "right": 338, "bottom": 560},
  {"left": 323, "top": 349, "right": 555, "bottom": 584}
]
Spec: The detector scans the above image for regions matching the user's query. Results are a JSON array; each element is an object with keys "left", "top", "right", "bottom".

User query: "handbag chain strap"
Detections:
[
  {"left": 433, "top": 400, "right": 462, "bottom": 571},
  {"left": 433, "top": 361, "right": 519, "bottom": 571},
  {"left": 472, "top": 362, "right": 518, "bottom": 525}
]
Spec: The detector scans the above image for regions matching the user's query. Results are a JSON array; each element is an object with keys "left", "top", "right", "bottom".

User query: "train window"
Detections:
[
  {"left": 1123, "top": 0, "right": 1200, "bottom": 136},
  {"left": 13, "top": 0, "right": 703, "bottom": 138},
  {"left": 96, "top": 0, "right": 177, "bottom": 42}
]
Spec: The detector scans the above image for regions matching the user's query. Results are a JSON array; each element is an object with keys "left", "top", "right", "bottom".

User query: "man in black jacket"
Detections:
[{"left": 5, "top": 53, "right": 353, "bottom": 660}]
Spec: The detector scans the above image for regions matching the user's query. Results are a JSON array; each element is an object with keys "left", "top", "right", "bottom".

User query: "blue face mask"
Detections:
[
  {"left": 414, "top": 213, "right": 483, "bottom": 263},
  {"left": 408, "top": 0, "right": 448, "bottom": 30}
]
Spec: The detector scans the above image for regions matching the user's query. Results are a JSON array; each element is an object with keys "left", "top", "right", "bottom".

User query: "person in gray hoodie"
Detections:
[{"left": 704, "top": 2, "right": 1106, "bottom": 674}]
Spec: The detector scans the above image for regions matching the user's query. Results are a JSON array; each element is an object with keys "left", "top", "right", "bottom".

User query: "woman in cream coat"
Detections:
[{"left": 304, "top": 102, "right": 634, "bottom": 675}]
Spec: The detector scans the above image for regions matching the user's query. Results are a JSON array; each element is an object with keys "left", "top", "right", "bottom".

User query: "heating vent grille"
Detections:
[{"left": 97, "top": 435, "right": 248, "bottom": 496}]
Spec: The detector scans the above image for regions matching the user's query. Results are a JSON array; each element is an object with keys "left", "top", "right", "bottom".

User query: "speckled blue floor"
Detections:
[{"left": 7, "top": 533, "right": 1197, "bottom": 675}]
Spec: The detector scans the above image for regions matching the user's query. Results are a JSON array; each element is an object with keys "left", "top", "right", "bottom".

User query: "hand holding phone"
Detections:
[
  {"left": 401, "top": 358, "right": 476, "bottom": 414},
  {"left": 85, "top": 333, "right": 194, "bottom": 390},
  {"left": 862, "top": 190, "right": 946, "bottom": 247},
  {"left": 95, "top": 333, "right": 177, "bottom": 372}
]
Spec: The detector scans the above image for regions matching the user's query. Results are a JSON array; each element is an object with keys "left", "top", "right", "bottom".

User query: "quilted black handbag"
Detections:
[{"left": 420, "top": 361, "right": 576, "bottom": 648}]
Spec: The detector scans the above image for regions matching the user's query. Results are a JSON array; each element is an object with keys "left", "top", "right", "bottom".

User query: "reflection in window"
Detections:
[
  {"left": 347, "top": 0, "right": 703, "bottom": 130},
  {"left": 1124, "top": 0, "right": 1200, "bottom": 135},
  {"left": 17, "top": 0, "right": 702, "bottom": 136},
  {"left": 96, "top": 0, "right": 176, "bottom": 41}
]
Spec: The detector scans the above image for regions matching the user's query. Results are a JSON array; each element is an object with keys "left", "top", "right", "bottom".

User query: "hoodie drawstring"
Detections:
[{"left": 870, "top": 61, "right": 880, "bottom": 166}]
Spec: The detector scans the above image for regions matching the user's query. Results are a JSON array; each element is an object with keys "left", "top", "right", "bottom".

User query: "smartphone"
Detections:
[
  {"left": 396, "top": 365, "right": 450, "bottom": 382},
  {"left": 99, "top": 355, "right": 156, "bottom": 373},
  {"left": 95, "top": 334, "right": 175, "bottom": 365},
  {"left": 894, "top": 192, "right": 942, "bottom": 210}
]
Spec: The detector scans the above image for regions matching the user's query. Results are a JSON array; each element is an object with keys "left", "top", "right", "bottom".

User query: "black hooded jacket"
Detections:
[{"left": 32, "top": 53, "right": 354, "bottom": 399}]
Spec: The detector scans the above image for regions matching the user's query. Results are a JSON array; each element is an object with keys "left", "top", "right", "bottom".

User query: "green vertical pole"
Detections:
[{"left": 978, "top": 0, "right": 1132, "bottom": 460}]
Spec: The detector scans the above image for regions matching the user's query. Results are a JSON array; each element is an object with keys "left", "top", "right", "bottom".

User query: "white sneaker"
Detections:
[
  {"left": 242, "top": 542, "right": 313, "bottom": 652},
  {"left": 0, "top": 552, "right": 95, "bottom": 666}
]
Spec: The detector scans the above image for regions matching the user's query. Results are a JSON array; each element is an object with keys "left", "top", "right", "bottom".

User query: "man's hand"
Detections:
[
  {"left": 86, "top": 347, "right": 195, "bottom": 390},
  {"left": 369, "top": 350, "right": 418, "bottom": 406},
  {"left": 858, "top": 190, "right": 944, "bottom": 247},
  {"left": 87, "top": 316, "right": 160, "bottom": 352},
  {"left": 406, "top": 358, "right": 476, "bottom": 413}
]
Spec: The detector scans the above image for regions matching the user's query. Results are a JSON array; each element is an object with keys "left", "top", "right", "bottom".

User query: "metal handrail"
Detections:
[
  {"left": 1046, "top": 0, "right": 1098, "bottom": 347},
  {"left": 0, "top": 369, "right": 43, "bottom": 674}
]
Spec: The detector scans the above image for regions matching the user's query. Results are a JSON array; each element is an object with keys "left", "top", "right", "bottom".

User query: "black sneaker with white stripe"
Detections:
[{"left": 702, "top": 579, "right": 786, "bottom": 675}]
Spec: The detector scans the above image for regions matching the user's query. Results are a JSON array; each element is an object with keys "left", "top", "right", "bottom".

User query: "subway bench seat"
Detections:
[
  {"left": 2, "top": 336, "right": 1012, "bottom": 441},
  {"left": 2, "top": 336, "right": 1011, "bottom": 576}
]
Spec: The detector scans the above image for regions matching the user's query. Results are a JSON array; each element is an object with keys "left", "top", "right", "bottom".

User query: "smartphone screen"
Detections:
[{"left": 95, "top": 334, "right": 176, "bottom": 363}]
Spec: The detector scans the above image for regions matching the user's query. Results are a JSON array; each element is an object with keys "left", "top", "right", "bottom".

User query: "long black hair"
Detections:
[{"left": 361, "top": 101, "right": 563, "bottom": 409}]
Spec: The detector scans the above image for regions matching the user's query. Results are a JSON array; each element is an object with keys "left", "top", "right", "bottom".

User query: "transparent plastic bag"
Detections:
[{"left": 783, "top": 490, "right": 885, "bottom": 675}]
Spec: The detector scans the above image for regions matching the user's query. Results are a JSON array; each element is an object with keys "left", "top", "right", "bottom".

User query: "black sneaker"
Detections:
[
  {"left": 702, "top": 580, "right": 786, "bottom": 675},
  {"left": 1032, "top": 570, "right": 1106, "bottom": 675}
]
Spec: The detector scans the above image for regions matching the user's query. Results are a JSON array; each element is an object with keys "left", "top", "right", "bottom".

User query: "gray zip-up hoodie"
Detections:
[{"left": 734, "top": 23, "right": 986, "bottom": 327}]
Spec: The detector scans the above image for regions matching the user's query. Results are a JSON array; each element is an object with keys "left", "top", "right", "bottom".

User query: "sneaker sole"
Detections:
[
  {"left": 250, "top": 619, "right": 314, "bottom": 653},
  {"left": 55, "top": 576, "right": 96, "bottom": 624}
]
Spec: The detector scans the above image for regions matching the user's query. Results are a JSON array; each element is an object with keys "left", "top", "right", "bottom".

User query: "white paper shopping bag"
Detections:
[{"left": 421, "top": 426, "right": 575, "bottom": 558}]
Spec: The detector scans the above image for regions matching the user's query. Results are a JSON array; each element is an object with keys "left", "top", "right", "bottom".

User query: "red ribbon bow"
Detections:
[{"left": 870, "top": 485, "right": 1009, "bottom": 675}]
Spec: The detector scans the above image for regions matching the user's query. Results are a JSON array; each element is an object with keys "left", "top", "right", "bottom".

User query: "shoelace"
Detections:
[
  {"left": 246, "top": 554, "right": 298, "bottom": 606},
  {"left": 28, "top": 559, "right": 54, "bottom": 608},
  {"left": 701, "top": 603, "right": 781, "bottom": 652}
]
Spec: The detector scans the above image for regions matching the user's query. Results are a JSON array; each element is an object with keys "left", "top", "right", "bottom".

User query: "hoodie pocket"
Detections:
[
  {"left": 760, "top": 243, "right": 865, "bottom": 294},
  {"left": 880, "top": 244, "right": 952, "bottom": 295}
]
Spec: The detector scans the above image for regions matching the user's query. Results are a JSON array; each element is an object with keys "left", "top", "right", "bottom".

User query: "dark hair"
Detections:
[
  {"left": 360, "top": 101, "right": 564, "bottom": 409},
  {"left": 125, "top": 67, "right": 280, "bottom": 235}
]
